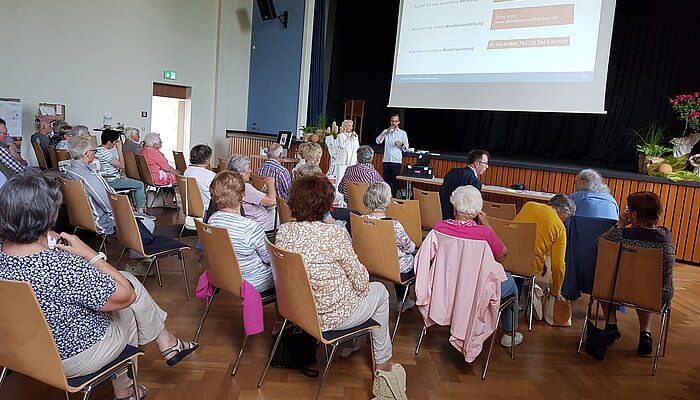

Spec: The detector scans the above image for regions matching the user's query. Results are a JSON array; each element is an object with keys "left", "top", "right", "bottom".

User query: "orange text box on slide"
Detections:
[
  {"left": 487, "top": 36, "right": 570, "bottom": 49},
  {"left": 491, "top": 4, "right": 575, "bottom": 30}
]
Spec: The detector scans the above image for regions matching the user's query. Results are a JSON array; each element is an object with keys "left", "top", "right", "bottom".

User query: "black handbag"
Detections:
[
  {"left": 585, "top": 243, "right": 623, "bottom": 361},
  {"left": 271, "top": 325, "right": 319, "bottom": 378}
]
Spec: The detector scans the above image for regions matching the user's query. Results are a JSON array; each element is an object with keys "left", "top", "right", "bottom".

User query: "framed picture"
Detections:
[{"left": 277, "top": 130, "right": 292, "bottom": 148}]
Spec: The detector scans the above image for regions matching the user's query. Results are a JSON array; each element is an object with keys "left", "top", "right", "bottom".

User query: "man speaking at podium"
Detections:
[{"left": 376, "top": 114, "right": 409, "bottom": 196}]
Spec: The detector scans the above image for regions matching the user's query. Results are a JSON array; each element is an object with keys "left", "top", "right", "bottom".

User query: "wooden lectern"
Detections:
[{"left": 343, "top": 100, "right": 365, "bottom": 142}]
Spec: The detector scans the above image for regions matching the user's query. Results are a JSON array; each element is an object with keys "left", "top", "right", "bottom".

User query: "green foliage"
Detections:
[
  {"left": 300, "top": 111, "right": 329, "bottom": 133},
  {"left": 630, "top": 124, "right": 673, "bottom": 157}
]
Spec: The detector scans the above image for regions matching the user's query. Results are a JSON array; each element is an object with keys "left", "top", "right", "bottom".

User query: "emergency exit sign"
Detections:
[{"left": 163, "top": 71, "right": 177, "bottom": 80}]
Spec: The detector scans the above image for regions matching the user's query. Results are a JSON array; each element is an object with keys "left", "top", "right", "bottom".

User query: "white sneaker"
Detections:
[
  {"left": 340, "top": 339, "right": 362, "bottom": 358},
  {"left": 395, "top": 298, "right": 415, "bottom": 313},
  {"left": 500, "top": 332, "right": 523, "bottom": 347}
]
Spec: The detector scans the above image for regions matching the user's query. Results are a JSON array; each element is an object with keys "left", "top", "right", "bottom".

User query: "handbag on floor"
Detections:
[
  {"left": 542, "top": 290, "right": 572, "bottom": 327},
  {"left": 271, "top": 325, "right": 319, "bottom": 377}
]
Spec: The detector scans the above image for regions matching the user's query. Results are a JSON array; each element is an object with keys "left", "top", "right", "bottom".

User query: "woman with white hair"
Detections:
[
  {"left": 333, "top": 119, "right": 360, "bottom": 183},
  {"left": 570, "top": 168, "right": 619, "bottom": 220},
  {"left": 433, "top": 185, "right": 523, "bottom": 347},
  {"left": 292, "top": 141, "right": 323, "bottom": 173},
  {"left": 140, "top": 132, "right": 179, "bottom": 208}
]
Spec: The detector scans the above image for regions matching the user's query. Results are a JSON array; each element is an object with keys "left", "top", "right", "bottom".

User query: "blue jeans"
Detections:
[{"left": 501, "top": 273, "right": 519, "bottom": 332}]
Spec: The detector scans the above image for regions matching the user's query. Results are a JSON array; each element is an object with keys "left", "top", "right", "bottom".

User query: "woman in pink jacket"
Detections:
[{"left": 140, "top": 132, "right": 179, "bottom": 208}]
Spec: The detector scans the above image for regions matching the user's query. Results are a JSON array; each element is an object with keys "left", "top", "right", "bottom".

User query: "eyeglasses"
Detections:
[{"left": 477, "top": 159, "right": 489, "bottom": 165}]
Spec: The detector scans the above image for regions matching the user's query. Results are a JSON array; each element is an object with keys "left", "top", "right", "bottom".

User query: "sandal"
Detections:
[
  {"left": 161, "top": 338, "right": 198, "bottom": 366},
  {"left": 114, "top": 384, "right": 147, "bottom": 400}
]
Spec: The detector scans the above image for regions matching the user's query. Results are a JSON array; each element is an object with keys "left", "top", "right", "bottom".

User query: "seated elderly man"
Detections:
[
  {"left": 0, "top": 117, "right": 28, "bottom": 165},
  {"left": 184, "top": 144, "right": 216, "bottom": 207},
  {"left": 0, "top": 119, "right": 32, "bottom": 178},
  {"left": 256, "top": 142, "right": 291, "bottom": 199},
  {"left": 512, "top": 194, "right": 576, "bottom": 297},
  {"left": 65, "top": 136, "right": 155, "bottom": 276},
  {"left": 338, "top": 145, "right": 384, "bottom": 203},
  {"left": 227, "top": 154, "right": 277, "bottom": 231},
  {"left": 122, "top": 127, "right": 142, "bottom": 154},
  {"left": 31, "top": 116, "right": 54, "bottom": 164},
  {"left": 570, "top": 168, "right": 619, "bottom": 220}
]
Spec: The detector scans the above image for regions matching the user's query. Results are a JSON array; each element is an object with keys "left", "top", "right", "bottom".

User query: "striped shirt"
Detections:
[
  {"left": 95, "top": 146, "right": 120, "bottom": 181},
  {"left": 207, "top": 211, "right": 274, "bottom": 291},
  {"left": 256, "top": 158, "right": 291, "bottom": 199},
  {"left": 65, "top": 160, "right": 116, "bottom": 234},
  {"left": 338, "top": 163, "right": 384, "bottom": 202}
]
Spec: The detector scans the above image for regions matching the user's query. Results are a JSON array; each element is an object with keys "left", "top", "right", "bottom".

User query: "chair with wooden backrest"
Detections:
[
  {"left": 173, "top": 151, "right": 187, "bottom": 173},
  {"left": 58, "top": 177, "right": 108, "bottom": 253},
  {"left": 55, "top": 148, "right": 71, "bottom": 162},
  {"left": 0, "top": 279, "right": 144, "bottom": 399},
  {"left": 386, "top": 198, "right": 423, "bottom": 248},
  {"left": 577, "top": 239, "right": 670, "bottom": 375},
  {"left": 193, "top": 220, "right": 276, "bottom": 376},
  {"left": 107, "top": 192, "right": 192, "bottom": 301},
  {"left": 488, "top": 217, "right": 538, "bottom": 331},
  {"left": 345, "top": 180, "right": 370, "bottom": 214},
  {"left": 47, "top": 145, "right": 59, "bottom": 169},
  {"left": 122, "top": 152, "right": 141, "bottom": 181},
  {"left": 87, "top": 135, "right": 98, "bottom": 149},
  {"left": 350, "top": 214, "right": 415, "bottom": 341},
  {"left": 412, "top": 188, "right": 442, "bottom": 233},
  {"left": 483, "top": 201, "right": 517, "bottom": 221},
  {"left": 174, "top": 175, "right": 206, "bottom": 239},
  {"left": 276, "top": 196, "right": 293, "bottom": 224},
  {"left": 258, "top": 239, "right": 380, "bottom": 400},
  {"left": 31, "top": 141, "right": 49, "bottom": 170},
  {"left": 251, "top": 175, "right": 267, "bottom": 192},
  {"left": 134, "top": 154, "right": 172, "bottom": 210},
  {"left": 218, "top": 158, "right": 227, "bottom": 172}
]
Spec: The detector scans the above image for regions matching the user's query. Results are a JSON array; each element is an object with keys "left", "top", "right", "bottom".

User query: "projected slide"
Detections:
[{"left": 395, "top": 0, "right": 603, "bottom": 83}]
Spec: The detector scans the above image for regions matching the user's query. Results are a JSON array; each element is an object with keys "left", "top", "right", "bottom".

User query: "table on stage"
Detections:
[{"left": 397, "top": 175, "right": 555, "bottom": 201}]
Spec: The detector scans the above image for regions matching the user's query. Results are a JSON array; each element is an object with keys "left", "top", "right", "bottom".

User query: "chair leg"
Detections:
[
  {"left": 178, "top": 223, "right": 186, "bottom": 240},
  {"left": 258, "top": 319, "right": 288, "bottom": 388},
  {"left": 98, "top": 235, "right": 108, "bottom": 254},
  {"left": 0, "top": 367, "right": 7, "bottom": 389},
  {"left": 73, "top": 226, "right": 79, "bottom": 235},
  {"left": 392, "top": 284, "right": 410, "bottom": 342},
  {"left": 528, "top": 277, "right": 535, "bottom": 331},
  {"left": 117, "top": 247, "right": 129, "bottom": 268},
  {"left": 179, "top": 250, "right": 191, "bottom": 302},
  {"left": 193, "top": 291, "right": 218, "bottom": 342},
  {"left": 510, "top": 300, "right": 516, "bottom": 360},
  {"left": 155, "top": 259, "right": 163, "bottom": 287},
  {"left": 314, "top": 342, "right": 339, "bottom": 400},
  {"left": 65, "top": 391, "right": 71, "bottom": 400},
  {"left": 577, "top": 297, "right": 593, "bottom": 354},
  {"left": 129, "top": 360, "right": 141, "bottom": 400},
  {"left": 81, "top": 390, "right": 90, "bottom": 400},
  {"left": 482, "top": 309, "right": 504, "bottom": 380},
  {"left": 231, "top": 335, "right": 250, "bottom": 376},
  {"left": 663, "top": 308, "right": 671, "bottom": 357},
  {"left": 369, "top": 331, "right": 376, "bottom": 373},
  {"left": 415, "top": 325, "right": 427, "bottom": 355},
  {"left": 652, "top": 310, "right": 669, "bottom": 376},
  {"left": 141, "top": 258, "right": 156, "bottom": 285}
]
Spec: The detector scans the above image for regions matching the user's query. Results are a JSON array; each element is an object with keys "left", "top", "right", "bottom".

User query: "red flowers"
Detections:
[{"left": 670, "top": 92, "right": 700, "bottom": 134}]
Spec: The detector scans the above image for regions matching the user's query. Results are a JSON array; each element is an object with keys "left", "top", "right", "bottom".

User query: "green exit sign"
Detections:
[{"left": 163, "top": 71, "right": 177, "bottom": 80}]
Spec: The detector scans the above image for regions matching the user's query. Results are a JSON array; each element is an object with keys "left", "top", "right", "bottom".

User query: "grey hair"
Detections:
[
  {"left": 450, "top": 185, "right": 483, "bottom": 219},
  {"left": 357, "top": 145, "right": 374, "bottom": 163},
  {"left": 68, "top": 136, "right": 92, "bottom": 160},
  {"left": 295, "top": 164, "right": 323, "bottom": 179},
  {"left": 363, "top": 182, "right": 392, "bottom": 212},
  {"left": 226, "top": 154, "right": 250, "bottom": 173},
  {"left": 576, "top": 168, "right": 609, "bottom": 193},
  {"left": 124, "top": 127, "right": 140, "bottom": 139},
  {"left": 266, "top": 142, "right": 283, "bottom": 157},
  {"left": 52, "top": 120, "right": 68, "bottom": 135},
  {"left": 70, "top": 124, "right": 90, "bottom": 137},
  {"left": 548, "top": 194, "right": 576, "bottom": 215},
  {"left": 143, "top": 132, "right": 162, "bottom": 147},
  {"left": 298, "top": 142, "right": 322, "bottom": 164},
  {"left": 0, "top": 175, "right": 62, "bottom": 243}
]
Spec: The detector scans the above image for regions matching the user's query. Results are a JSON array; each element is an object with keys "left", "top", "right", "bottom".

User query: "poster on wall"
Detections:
[{"left": 0, "top": 98, "right": 22, "bottom": 139}]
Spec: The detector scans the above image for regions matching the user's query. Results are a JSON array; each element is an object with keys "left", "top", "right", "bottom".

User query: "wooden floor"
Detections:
[{"left": 4, "top": 208, "right": 700, "bottom": 399}]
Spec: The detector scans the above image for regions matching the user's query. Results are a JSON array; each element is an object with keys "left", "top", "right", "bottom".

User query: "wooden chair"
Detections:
[
  {"left": 412, "top": 188, "right": 442, "bottom": 232},
  {"left": 135, "top": 154, "right": 172, "bottom": 210},
  {"left": 350, "top": 214, "right": 415, "bottom": 341},
  {"left": 577, "top": 239, "right": 671, "bottom": 375},
  {"left": 483, "top": 201, "right": 517, "bottom": 221},
  {"left": 122, "top": 152, "right": 141, "bottom": 181},
  {"left": 345, "top": 180, "right": 369, "bottom": 214},
  {"left": 31, "top": 141, "right": 49, "bottom": 170},
  {"left": 87, "top": 135, "right": 98, "bottom": 149},
  {"left": 58, "top": 177, "right": 109, "bottom": 253},
  {"left": 173, "top": 150, "right": 187, "bottom": 173},
  {"left": 107, "top": 192, "right": 192, "bottom": 301},
  {"left": 258, "top": 240, "right": 380, "bottom": 400},
  {"left": 488, "top": 217, "right": 538, "bottom": 331},
  {"left": 218, "top": 158, "right": 228, "bottom": 172},
  {"left": 251, "top": 174, "right": 267, "bottom": 192},
  {"left": 193, "top": 220, "right": 276, "bottom": 375},
  {"left": 0, "top": 279, "right": 144, "bottom": 399},
  {"left": 174, "top": 175, "right": 206, "bottom": 239},
  {"left": 276, "top": 196, "right": 293, "bottom": 224},
  {"left": 47, "top": 145, "right": 59, "bottom": 169},
  {"left": 386, "top": 198, "right": 423, "bottom": 248},
  {"left": 55, "top": 148, "right": 71, "bottom": 162}
]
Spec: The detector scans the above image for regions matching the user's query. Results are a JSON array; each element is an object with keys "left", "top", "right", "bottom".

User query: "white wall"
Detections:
[{"left": 0, "top": 0, "right": 252, "bottom": 163}]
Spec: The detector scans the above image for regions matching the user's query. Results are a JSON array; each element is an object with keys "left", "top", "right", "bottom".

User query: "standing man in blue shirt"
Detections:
[{"left": 376, "top": 114, "right": 409, "bottom": 196}]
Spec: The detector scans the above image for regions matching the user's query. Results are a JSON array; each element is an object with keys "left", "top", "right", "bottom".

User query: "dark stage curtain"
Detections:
[
  {"left": 306, "top": 0, "right": 325, "bottom": 126},
  {"left": 326, "top": 0, "right": 700, "bottom": 165}
]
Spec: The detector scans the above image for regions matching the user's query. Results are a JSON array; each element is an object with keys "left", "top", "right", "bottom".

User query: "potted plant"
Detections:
[
  {"left": 690, "top": 154, "right": 700, "bottom": 177},
  {"left": 631, "top": 124, "right": 673, "bottom": 174},
  {"left": 299, "top": 111, "right": 330, "bottom": 143},
  {"left": 669, "top": 92, "right": 700, "bottom": 156}
]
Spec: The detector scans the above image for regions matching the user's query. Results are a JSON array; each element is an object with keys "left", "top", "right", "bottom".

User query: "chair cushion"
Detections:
[
  {"left": 67, "top": 345, "right": 143, "bottom": 389},
  {"left": 143, "top": 235, "right": 188, "bottom": 256},
  {"left": 259, "top": 287, "right": 277, "bottom": 305},
  {"left": 322, "top": 318, "right": 379, "bottom": 342},
  {"left": 400, "top": 271, "right": 415, "bottom": 285}
]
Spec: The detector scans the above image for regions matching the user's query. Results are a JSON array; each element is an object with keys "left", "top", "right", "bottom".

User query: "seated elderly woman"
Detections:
[
  {"left": 0, "top": 175, "right": 197, "bottom": 400},
  {"left": 362, "top": 182, "right": 416, "bottom": 311},
  {"left": 433, "top": 185, "right": 523, "bottom": 347},
  {"left": 226, "top": 154, "right": 277, "bottom": 231},
  {"left": 49, "top": 124, "right": 72, "bottom": 148},
  {"left": 292, "top": 142, "right": 323, "bottom": 174},
  {"left": 570, "top": 168, "right": 619, "bottom": 220},
  {"left": 184, "top": 144, "right": 216, "bottom": 207},
  {"left": 275, "top": 176, "right": 406, "bottom": 393},
  {"left": 140, "top": 132, "right": 180, "bottom": 208},
  {"left": 207, "top": 171, "right": 274, "bottom": 292},
  {"left": 295, "top": 163, "right": 324, "bottom": 179},
  {"left": 599, "top": 191, "right": 674, "bottom": 355}
]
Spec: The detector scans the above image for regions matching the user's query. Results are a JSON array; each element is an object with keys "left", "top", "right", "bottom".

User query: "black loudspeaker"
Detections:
[{"left": 257, "top": 0, "right": 278, "bottom": 21}]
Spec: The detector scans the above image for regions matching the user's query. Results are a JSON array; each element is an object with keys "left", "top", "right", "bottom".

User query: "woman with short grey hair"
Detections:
[
  {"left": 356, "top": 145, "right": 374, "bottom": 164},
  {"left": 570, "top": 168, "right": 619, "bottom": 219},
  {"left": 183, "top": 144, "right": 216, "bottom": 207},
  {"left": 450, "top": 185, "right": 483, "bottom": 219},
  {"left": 0, "top": 175, "right": 197, "bottom": 400},
  {"left": 140, "top": 132, "right": 179, "bottom": 207},
  {"left": 295, "top": 163, "right": 323, "bottom": 179},
  {"left": 224, "top": 154, "right": 277, "bottom": 231}
]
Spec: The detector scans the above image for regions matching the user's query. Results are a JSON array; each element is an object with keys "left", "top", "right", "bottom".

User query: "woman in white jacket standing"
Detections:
[{"left": 333, "top": 119, "right": 360, "bottom": 184}]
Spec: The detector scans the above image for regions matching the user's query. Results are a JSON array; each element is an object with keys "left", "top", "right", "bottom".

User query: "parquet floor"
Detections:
[{"left": 3, "top": 208, "right": 700, "bottom": 399}]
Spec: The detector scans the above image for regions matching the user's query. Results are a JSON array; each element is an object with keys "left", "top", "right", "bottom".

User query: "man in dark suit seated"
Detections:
[{"left": 440, "top": 149, "right": 489, "bottom": 219}]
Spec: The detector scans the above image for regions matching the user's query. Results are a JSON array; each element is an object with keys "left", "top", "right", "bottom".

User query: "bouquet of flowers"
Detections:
[{"left": 669, "top": 92, "right": 700, "bottom": 135}]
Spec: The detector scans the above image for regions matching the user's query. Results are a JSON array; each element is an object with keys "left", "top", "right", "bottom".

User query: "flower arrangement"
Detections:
[
  {"left": 690, "top": 154, "right": 700, "bottom": 168},
  {"left": 669, "top": 92, "right": 700, "bottom": 135}
]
